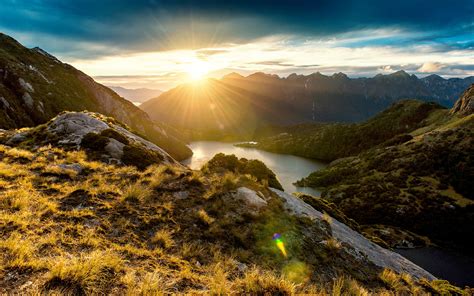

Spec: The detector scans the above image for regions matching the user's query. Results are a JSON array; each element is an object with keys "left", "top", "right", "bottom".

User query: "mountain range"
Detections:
[
  {"left": 141, "top": 71, "right": 473, "bottom": 138},
  {"left": 0, "top": 33, "right": 191, "bottom": 160},
  {"left": 107, "top": 86, "right": 162, "bottom": 105}
]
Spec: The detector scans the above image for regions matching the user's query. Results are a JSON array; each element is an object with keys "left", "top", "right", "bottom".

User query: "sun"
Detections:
[{"left": 186, "top": 60, "right": 210, "bottom": 81}]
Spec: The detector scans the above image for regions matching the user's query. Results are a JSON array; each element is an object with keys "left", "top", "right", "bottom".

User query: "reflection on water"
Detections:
[{"left": 182, "top": 141, "right": 327, "bottom": 195}]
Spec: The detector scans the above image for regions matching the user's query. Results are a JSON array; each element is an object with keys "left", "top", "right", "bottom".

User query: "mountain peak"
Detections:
[
  {"left": 222, "top": 72, "right": 244, "bottom": 80},
  {"left": 390, "top": 70, "right": 410, "bottom": 78},
  {"left": 332, "top": 72, "right": 348, "bottom": 79},
  {"left": 247, "top": 72, "right": 280, "bottom": 80}
]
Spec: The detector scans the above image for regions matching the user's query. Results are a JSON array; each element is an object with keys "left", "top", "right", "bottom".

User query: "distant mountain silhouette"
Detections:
[
  {"left": 141, "top": 71, "right": 473, "bottom": 134},
  {"left": 108, "top": 86, "right": 162, "bottom": 104}
]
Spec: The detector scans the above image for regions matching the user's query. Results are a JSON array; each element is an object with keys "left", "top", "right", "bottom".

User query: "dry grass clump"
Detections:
[
  {"left": 0, "top": 234, "right": 40, "bottom": 270},
  {"left": 120, "top": 182, "right": 153, "bottom": 203},
  {"left": 1, "top": 187, "right": 31, "bottom": 212},
  {"left": 3, "top": 147, "right": 35, "bottom": 160},
  {"left": 45, "top": 250, "right": 124, "bottom": 294},
  {"left": 197, "top": 208, "right": 215, "bottom": 225},
  {"left": 330, "top": 276, "right": 370, "bottom": 296},
  {"left": 151, "top": 229, "right": 174, "bottom": 249},
  {"left": 325, "top": 237, "right": 342, "bottom": 252},
  {"left": 235, "top": 267, "right": 297, "bottom": 295}
]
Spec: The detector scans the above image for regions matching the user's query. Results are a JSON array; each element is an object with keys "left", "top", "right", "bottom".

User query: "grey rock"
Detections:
[
  {"left": 233, "top": 187, "right": 267, "bottom": 210},
  {"left": 271, "top": 188, "right": 435, "bottom": 280},
  {"left": 104, "top": 138, "right": 125, "bottom": 159},
  {"left": 6, "top": 132, "right": 27, "bottom": 145},
  {"left": 57, "top": 163, "right": 83, "bottom": 174},
  {"left": 22, "top": 92, "right": 33, "bottom": 108},
  {"left": 173, "top": 191, "right": 189, "bottom": 200}
]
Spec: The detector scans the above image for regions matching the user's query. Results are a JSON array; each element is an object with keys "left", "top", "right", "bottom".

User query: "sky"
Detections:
[{"left": 0, "top": 0, "right": 473, "bottom": 90}]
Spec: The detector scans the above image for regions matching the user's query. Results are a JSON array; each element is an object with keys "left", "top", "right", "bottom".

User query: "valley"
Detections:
[{"left": 1, "top": 2, "right": 473, "bottom": 292}]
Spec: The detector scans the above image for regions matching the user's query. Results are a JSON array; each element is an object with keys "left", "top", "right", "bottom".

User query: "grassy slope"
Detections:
[{"left": 0, "top": 143, "right": 468, "bottom": 294}]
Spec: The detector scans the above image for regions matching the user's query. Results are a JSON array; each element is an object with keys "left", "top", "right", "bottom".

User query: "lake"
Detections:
[
  {"left": 396, "top": 247, "right": 474, "bottom": 287},
  {"left": 183, "top": 141, "right": 474, "bottom": 287},
  {"left": 182, "top": 141, "right": 327, "bottom": 196}
]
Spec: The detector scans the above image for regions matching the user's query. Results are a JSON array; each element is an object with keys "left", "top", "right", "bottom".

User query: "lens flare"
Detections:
[{"left": 273, "top": 233, "right": 287, "bottom": 258}]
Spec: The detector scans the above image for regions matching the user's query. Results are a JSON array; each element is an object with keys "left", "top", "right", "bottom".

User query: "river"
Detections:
[{"left": 182, "top": 141, "right": 327, "bottom": 196}]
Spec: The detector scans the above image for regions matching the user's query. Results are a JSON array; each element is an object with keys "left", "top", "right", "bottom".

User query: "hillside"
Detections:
[
  {"left": 0, "top": 33, "right": 191, "bottom": 160},
  {"left": 294, "top": 85, "right": 474, "bottom": 252},
  {"left": 140, "top": 71, "right": 473, "bottom": 138},
  {"left": 241, "top": 100, "right": 445, "bottom": 161},
  {"left": 3, "top": 113, "right": 470, "bottom": 294}
]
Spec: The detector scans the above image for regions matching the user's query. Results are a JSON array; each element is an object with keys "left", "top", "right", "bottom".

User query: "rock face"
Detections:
[
  {"left": 0, "top": 33, "right": 191, "bottom": 160},
  {"left": 271, "top": 189, "right": 435, "bottom": 280},
  {"left": 3, "top": 111, "right": 180, "bottom": 168},
  {"left": 451, "top": 84, "right": 473, "bottom": 116}
]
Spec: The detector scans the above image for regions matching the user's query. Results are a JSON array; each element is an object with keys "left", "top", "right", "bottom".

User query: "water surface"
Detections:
[
  {"left": 183, "top": 141, "right": 474, "bottom": 286},
  {"left": 396, "top": 247, "right": 474, "bottom": 286},
  {"left": 182, "top": 141, "right": 327, "bottom": 195}
]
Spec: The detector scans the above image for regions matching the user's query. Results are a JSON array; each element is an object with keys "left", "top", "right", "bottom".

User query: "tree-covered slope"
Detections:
[
  {"left": 295, "top": 85, "right": 474, "bottom": 252},
  {"left": 242, "top": 100, "right": 445, "bottom": 161}
]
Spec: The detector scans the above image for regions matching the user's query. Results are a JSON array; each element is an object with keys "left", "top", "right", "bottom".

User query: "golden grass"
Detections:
[
  {"left": 0, "top": 143, "right": 468, "bottom": 295},
  {"left": 46, "top": 250, "right": 124, "bottom": 293},
  {"left": 197, "top": 208, "right": 215, "bottom": 225},
  {"left": 121, "top": 183, "right": 153, "bottom": 203},
  {"left": 151, "top": 229, "right": 174, "bottom": 249}
]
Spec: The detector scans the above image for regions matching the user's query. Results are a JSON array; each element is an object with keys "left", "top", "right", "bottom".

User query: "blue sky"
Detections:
[{"left": 1, "top": 0, "right": 473, "bottom": 89}]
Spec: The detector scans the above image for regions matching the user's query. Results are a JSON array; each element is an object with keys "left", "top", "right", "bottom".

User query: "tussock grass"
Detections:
[
  {"left": 197, "top": 208, "right": 215, "bottom": 225},
  {"left": 151, "top": 229, "right": 174, "bottom": 249},
  {"left": 235, "top": 267, "right": 296, "bottom": 295},
  {"left": 0, "top": 234, "right": 40, "bottom": 270},
  {"left": 121, "top": 183, "right": 152, "bottom": 203},
  {"left": 0, "top": 143, "right": 468, "bottom": 294},
  {"left": 45, "top": 250, "right": 124, "bottom": 294}
]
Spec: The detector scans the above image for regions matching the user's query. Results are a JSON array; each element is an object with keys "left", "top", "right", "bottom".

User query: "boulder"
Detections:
[{"left": 233, "top": 187, "right": 267, "bottom": 210}]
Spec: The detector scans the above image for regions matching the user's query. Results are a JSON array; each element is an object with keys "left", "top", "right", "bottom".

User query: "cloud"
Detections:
[
  {"left": 0, "top": 0, "right": 473, "bottom": 57},
  {"left": 418, "top": 62, "right": 444, "bottom": 73}
]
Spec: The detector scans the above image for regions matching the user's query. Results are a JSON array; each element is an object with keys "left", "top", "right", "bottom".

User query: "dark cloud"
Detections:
[{"left": 0, "top": 0, "right": 473, "bottom": 58}]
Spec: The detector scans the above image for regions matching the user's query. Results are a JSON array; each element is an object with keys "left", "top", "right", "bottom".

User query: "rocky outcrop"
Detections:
[
  {"left": 2, "top": 111, "right": 180, "bottom": 168},
  {"left": 451, "top": 84, "right": 474, "bottom": 116},
  {"left": 0, "top": 33, "right": 192, "bottom": 160},
  {"left": 233, "top": 187, "right": 267, "bottom": 211},
  {"left": 271, "top": 189, "right": 435, "bottom": 280}
]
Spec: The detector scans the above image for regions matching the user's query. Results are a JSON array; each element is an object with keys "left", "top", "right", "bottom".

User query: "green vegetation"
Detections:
[
  {"left": 296, "top": 112, "right": 474, "bottom": 251},
  {"left": 243, "top": 100, "right": 445, "bottom": 161},
  {"left": 1, "top": 143, "right": 466, "bottom": 294},
  {"left": 203, "top": 153, "right": 284, "bottom": 190}
]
